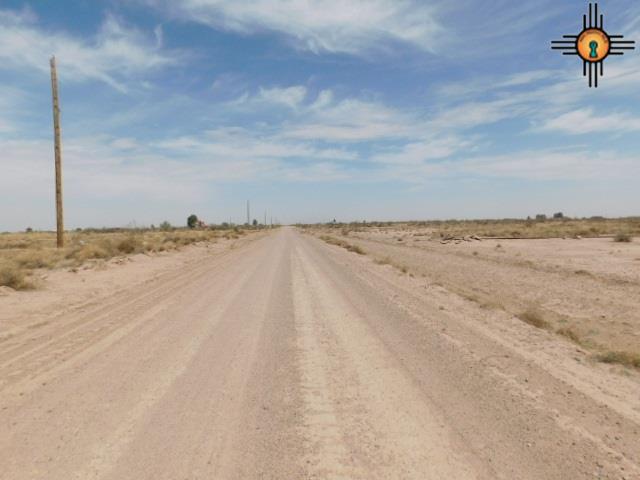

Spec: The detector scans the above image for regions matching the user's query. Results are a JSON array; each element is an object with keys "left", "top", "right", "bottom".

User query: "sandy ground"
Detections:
[
  {"left": 0, "top": 227, "right": 639, "bottom": 479},
  {"left": 324, "top": 227, "right": 640, "bottom": 357}
]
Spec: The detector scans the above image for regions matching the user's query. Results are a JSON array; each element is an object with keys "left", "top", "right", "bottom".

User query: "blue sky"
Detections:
[{"left": 1, "top": 0, "right": 640, "bottom": 230}]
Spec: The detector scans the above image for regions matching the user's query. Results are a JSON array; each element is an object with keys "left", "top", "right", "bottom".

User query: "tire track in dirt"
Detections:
[{"left": 292, "top": 239, "right": 482, "bottom": 479}]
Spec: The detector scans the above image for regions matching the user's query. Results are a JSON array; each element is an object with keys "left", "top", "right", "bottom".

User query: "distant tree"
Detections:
[
  {"left": 535, "top": 214, "right": 547, "bottom": 221},
  {"left": 252, "top": 219, "right": 258, "bottom": 227},
  {"left": 221, "top": 222, "right": 230, "bottom": 229},
  {"left": 25, "top": 227, "right": 33, "bottom": 233},
  {"left": 160, "top": 221, "right": 172, "bottom": 231},
  {"left": 187, "top": 214, "right": 199, "bottom": 229},
  {"left": 553, "top": 212, "right": 564, "bottom": 219}
]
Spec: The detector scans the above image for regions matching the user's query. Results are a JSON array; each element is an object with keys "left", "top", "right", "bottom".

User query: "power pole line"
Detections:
[
  {"left": 264, "top": 211, "right": 266, "bottom": 227},
  {"left": 246, "top": 200, "right": 250, "bottom": 225},
  {"left": 50, "top": 56, "right": 64, "bottom": 248}
]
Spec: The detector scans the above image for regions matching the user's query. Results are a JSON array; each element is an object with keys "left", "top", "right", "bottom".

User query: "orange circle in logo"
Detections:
[{"left": 577, "top": 28, "right": 610, "bottom": 62}]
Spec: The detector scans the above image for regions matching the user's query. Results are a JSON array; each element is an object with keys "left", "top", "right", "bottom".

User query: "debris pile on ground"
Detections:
[{"left": 439, "top": 234, "right": 482, "bottom": 245}]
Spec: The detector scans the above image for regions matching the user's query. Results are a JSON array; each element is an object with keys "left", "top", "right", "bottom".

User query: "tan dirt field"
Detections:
[
  {"left": 309, "top": 224, "right": 640, "bottom": 368},
  {"left": 0, "top": 227, "right": 639, "bottom": 479}
]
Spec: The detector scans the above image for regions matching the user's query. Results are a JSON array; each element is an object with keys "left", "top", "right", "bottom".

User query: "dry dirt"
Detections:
[
  {"left": 315, "top": 225, "right": 640, "bottom": 360},
  {"left": 0, "top": 227, "right": 639, "bottom": 479}
]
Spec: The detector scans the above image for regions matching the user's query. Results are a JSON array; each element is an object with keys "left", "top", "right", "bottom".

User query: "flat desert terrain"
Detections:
[{"left": 1, "top": 226, "right": 639, "bottom": 479}]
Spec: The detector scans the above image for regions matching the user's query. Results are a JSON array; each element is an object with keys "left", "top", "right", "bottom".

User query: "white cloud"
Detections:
[
  {"left": 372, "top": 137, "right": 473, "bottom": 165},
  {"left": 456, "top": 150, "right": 640, "bottom": 181},
  {"left": 538, "top": 108, "right": 640, "bottom": 135},
  {"left": 232, "top": 85, "right": 308, "bottom": 109},
  {"left": 141, "top": 0, "right": 442, "bottom": 55},
  {"left": 0, "top": 9, "right": 180, "bottom": 91},
  {"left": 284, "top": 93, "right": 419, "bottom": 141}
]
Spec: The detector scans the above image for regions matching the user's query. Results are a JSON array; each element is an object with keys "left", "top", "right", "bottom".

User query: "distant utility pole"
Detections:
[
  {"left": 246, "top": 200, "right": 250, "bottom": 225},
  {"left": 264, "top": 211, "right": 266, "bottom": 227},
  {"left": 50, "top": 56, "right": 64, "bottom": 248}
]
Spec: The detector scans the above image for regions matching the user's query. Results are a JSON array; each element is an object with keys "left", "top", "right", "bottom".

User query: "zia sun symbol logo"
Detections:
[{"left": 551, "top": 2, "right": 635, "bottom": 88}]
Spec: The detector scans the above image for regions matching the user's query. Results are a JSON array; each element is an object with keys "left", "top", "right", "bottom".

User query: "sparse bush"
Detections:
[
  {"left": 71, "top": 243, "right": 114, "bottom": 262},
  {"left": 0, "top": 262, "right": 35, "bottom": 290},
  {"left": 15, "top": 251, "right": 56, "bottom": 269},
  {"left": 116, "top": 236, "right": 141, "bottom": 254},
  {"left": 374, "top": 256, "right": 392, "bottom": 266},
  {"left": 596, "top": 351, "right": 640, "bottom": 369},
  {"left": 557, "top": 327, "right": 581, "bottom": 344},
  {"left": 614, "top": 232, "right": 632, "bottom": 243},
  {"left": 159, "top": 221, "right": 172, "bottom": 231},
  {"left": 347, "top": 244, "right": 365, "bottom": 255},
  {"left": 517, "top": 309, "right": 550, "bottom": 330}
]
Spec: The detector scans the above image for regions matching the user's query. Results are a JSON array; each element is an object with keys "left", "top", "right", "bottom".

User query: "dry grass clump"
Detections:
[
  {"left": 556, "top": 327, "right": 582, "bottom": 344},
  {"left": 0, "top": 261, "right": 35, "bottom": 290},
  {"left": 68, "top": 242, "right": 115, "bottom": 262},
  {"left": 374, "top": 256, "right": 392, "bottom": 266},
  {"left": 346, "top": 244, "right": 365, "bottom": 255},
  {"left": 13, "top": 250, "right": 58, "bottom": 269},
  {"left": 613, "top": 232, "right": 632, "bottom": 243},
  {"left": 116, "top": 236, "right": 142, "bottom": 254},
  {"left": 595, "top": 351, "right": 640, "bottom": 369},
  {"left": 320, "top": 235, "right": 366, "bottom": 255},
  {"left": 304, "top": 216, "right": 640, "bottom": 240},
  {"left": 517, "top": 309, "right": 551, "bottom": 330},
  {"left": 0, "top": 228, "right": 246, "bottom": 291}
]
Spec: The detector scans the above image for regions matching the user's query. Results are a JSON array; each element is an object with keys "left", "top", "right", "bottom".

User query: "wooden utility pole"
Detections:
[{"left": 50, "top": 56, "right": 64, "bottom": 248}]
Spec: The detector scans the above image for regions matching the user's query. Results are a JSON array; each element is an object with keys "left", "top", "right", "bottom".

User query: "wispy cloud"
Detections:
[
  {"left": 0, "top": 9, "right": 180, "bottom": 91},
  {"left": 140, "top": 0, "right": 443, "bottom": 55},
  {"left": 538, "top": 108, "right": 640, "bottom": 135},
  {"left": 231, "top": 85, "right": 308, "bottom": 109}
]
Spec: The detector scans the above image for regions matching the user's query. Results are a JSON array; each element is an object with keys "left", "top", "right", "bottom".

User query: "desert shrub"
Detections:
[
  {"left": 15, "top": 250, "right": 56, "bottom": 269},
  {"left": 0, "top": 262, "right": 34, "bottom": 290},
  {"left": 517, "top": 309, "right": 550, "bottom": 330},
  {"left": 346, "top": 244, "right": 365, "bottom": 255},
  {"left": 159, "top": 221, "right": 172, "bottom": 231},
  {"left": 596, "top": 351, "right": 640, "bottom": 369},
  {"left": 70, "top": 242, "right": 114, "bottom": 262},
  {"left": 116, "top": 236, "right": 141, "bottom": 254},
  {"left": 614, "top": 232, "right": 632, "bottom": 243},
  {"left": 557, "top": 327, "right": 581, "bottom": 344},
  {"left": 374, "top": 256, "right": 392, "bottom": 265},
  {"left": 187, "top": 214, "right": 199, "bottom": 229}
]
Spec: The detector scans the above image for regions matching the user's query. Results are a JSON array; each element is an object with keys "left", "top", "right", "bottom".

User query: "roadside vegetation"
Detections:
[
  {"left": 0, "top": 224, "right": 259, "bottom": 291},
  {"left": 301, "top": 216, "right": 640, "bottom": 240},
  {"left": 320, "top": 235, "right": 366, "bottom": 255}
]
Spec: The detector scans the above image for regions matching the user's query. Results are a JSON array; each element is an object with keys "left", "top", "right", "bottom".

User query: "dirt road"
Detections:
[{"left": 1, "top": 227, "right": 638, "bottom": 479}]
